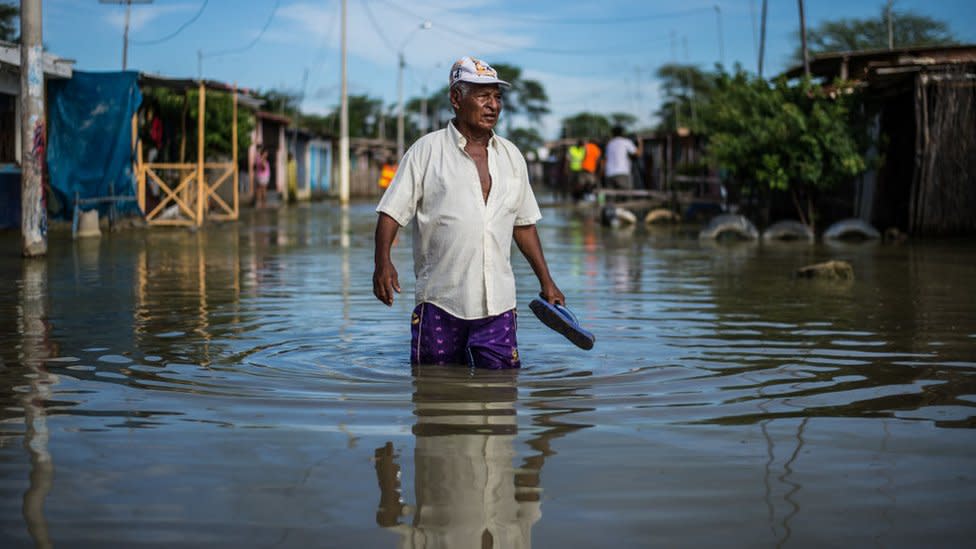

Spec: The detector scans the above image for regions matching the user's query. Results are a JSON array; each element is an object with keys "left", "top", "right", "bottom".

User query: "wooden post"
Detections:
[
  {"left": 20, "top": 0, "right": 46, "bottom": 257},
  {"left": 196, "top": 82, "right": 205, "bottom": 226},
  {"left": 137, "top": 139, "right": 144, "bottom": 214},
  {"left": 339, "top": 0, "right": 350, "bottom": 205},
  {"left": 232, "top": 84, "right": 239, "bottom": 219},
  {"left": 180, "top": 92, "right": 187, "bottom": 163},
  {"left": 798, "top": 0, "right": 810, "bottom": 78},
  {"left": 133, "top": 113, "right": 143, "bottom": 213}
]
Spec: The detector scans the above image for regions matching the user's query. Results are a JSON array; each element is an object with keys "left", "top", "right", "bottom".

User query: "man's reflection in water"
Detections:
[{"left": 374, "top": 367, "right": 542, "bottom": 548}]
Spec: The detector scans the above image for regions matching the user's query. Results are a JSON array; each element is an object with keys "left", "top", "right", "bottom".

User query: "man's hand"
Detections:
[
  {"left": 373, "top": 259, "right": 401, "bottom": 306},
  {"left": 374, "top": 213, "right": 402, "bottom": 306},
  {"left": 539, "top": 282, "right": 565, "bottom": 306}
]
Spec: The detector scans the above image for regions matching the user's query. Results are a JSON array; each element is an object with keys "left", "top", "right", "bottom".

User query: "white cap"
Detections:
[{"left": 449, "top": 56, "right": 511, "bottom": 89}]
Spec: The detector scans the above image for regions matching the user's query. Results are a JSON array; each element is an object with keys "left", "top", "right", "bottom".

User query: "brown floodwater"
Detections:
[{"left": 1, "top": 201, "right": 974, "bottom": 548}]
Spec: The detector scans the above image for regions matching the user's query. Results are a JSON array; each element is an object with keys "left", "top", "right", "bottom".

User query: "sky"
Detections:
[{"left": 39, "top": 0, "right": 976, "bottom": 139}]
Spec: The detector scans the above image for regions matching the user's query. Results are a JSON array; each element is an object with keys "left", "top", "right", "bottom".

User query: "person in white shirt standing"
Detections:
[
  {"left": 603, "top": 125, "right": 641, "bottom": 189},
  {"left": 372, "top": 56, "right": 565, "bottom": 369}
]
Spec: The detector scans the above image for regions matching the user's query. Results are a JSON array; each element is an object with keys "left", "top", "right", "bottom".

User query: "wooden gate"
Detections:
[{"left": 136, "top": 82, "right": 239, "bottom": 227}]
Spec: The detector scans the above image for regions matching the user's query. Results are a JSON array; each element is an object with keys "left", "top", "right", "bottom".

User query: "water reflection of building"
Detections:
[
  {"left": 374, "top": 368, "right": 542, "bottom": 548},
  {"left": 133, "top": 228, "right": 240, "bottom": 366}
]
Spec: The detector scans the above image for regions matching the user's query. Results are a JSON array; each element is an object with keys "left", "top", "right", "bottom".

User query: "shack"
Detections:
[
  {"left": 0, "top": 40, "right": 74, "bottom": 228},
  {"left": 285, "top": 127, "right": 333, "bottom": 201},
  {"left": 348, "top": 137, "right": 395, "bottom": 199},
  {"left": 134, "top": 74, "right": 262, "bottom": 227},
  {"left": 784, "top": 44, "right": 976, "bottom": 236}
]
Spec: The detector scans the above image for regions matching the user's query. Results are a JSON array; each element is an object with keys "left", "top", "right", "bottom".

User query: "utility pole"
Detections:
[
  {"left": 338, "top": 0, "right": 349, "bottom": 206},
  {"left": 798, "top": 0, "right": 810, "bottom": 78},
  {"left": 886, "top": 0, "right": 895, "bottom": 50},
  {"left": 396, "top": 21, "right": 431, "bottom": 160},
  {"left": 714, "top": 4, "right": 725, "bottom": 66},
  {"left": 750, "top": 0, "right": 759, "bottom": 63},
  {"left": 100, "top": 1, "right": 154, "bottom": 71},
  {"left": 20, "top": 0, "right": 46, "bottom": 257},
  {"left": 758, "top": 0, "right": 767, "bottom": 77}
]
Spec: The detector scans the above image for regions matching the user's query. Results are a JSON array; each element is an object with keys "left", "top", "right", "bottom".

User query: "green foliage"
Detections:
[
  {"left": 609, "top": 112, "right": 638, "bottom": 130},
  {"left": 193, "top": 90, "right": 254, "bottom": 161},
  {"left": 493, "top": 63, "right": 550, "bottom": 128},
  {"left": 143, "top": 87, "right": 254, "bottom": 162},
  {"left": 506, "top": 127, "right": 544, "bottom": 155},
  {"left": 560, "top": 112, "right": 612, "bottom": 140},
  {"left": 318, "top": 94, "right": 392, "bottom": 139},
  {"left": 259, "top": 89, "right": 302, "bottom": 117},
  {"left": 655, "top": 63, "right": 718, "bottom": 133},
  {"left": 700, "top": 69, "right": 868, "bottom": 226},
  {"left": 797, "top": 4, "right": 956, "bottom": 60},
  {"left": 0, "top": 2, "right": 17, "bottom": 42}
]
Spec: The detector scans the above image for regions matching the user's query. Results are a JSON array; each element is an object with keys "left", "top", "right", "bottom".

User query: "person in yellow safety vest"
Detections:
[
  {"left": 566, "top": 140, "right": 589, "bottom": 200},
  {"left": 565, "top": 140, "right": 586, "bottom": 200},
  {"left": 379, "top": 155, "right": 398, "bottom": 189}
]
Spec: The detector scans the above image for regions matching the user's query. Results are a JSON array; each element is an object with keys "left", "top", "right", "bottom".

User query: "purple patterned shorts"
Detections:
[{"left": 410, "top": 302, "right": 521, "bottom": 369}]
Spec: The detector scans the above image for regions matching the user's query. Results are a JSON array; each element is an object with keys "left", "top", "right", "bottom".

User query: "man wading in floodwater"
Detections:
[{"left": 372, "top": 56, "right": 565, "bottom": 369}]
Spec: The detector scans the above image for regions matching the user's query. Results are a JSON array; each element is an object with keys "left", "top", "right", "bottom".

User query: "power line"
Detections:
[
  {"left": 376, "top": 0, "right": 671, "bottom": 57},
  {"left": 396, "top": 2, "right": 712, "bottom": 25},
  {"left": 203, "top": 0, "right": 280, "bottom": 58},
  {"left": 362, "top": 0, "right": 398, "bottom": 56},
  {"left": 130, "top": 0, "right": 208, "bottom": 45}
]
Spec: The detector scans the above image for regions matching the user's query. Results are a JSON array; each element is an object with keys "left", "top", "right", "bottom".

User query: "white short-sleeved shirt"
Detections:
[
  {"left": 604, "top": 136, "right": 637, "bottom": 177},
  {"left": 376, "top": 121, "right": 542, "bottom": 320}
]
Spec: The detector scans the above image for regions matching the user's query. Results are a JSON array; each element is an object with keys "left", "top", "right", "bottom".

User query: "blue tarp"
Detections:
[{"left": 47, "top": 71, "right": 142, "bottom": 217}]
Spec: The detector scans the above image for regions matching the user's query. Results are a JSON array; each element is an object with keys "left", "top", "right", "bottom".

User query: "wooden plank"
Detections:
[
  {"left": 137, "top": 139, "right": 145, "bottom": 214},
  {"left": 148, "top": 219, "right": 195, "bottom": 226},
  {"left": 146, "top": 169, "right": 196, "bottom": 220},
  {"left": 146, "top": 162, "right": 198, "bottom": 169}
]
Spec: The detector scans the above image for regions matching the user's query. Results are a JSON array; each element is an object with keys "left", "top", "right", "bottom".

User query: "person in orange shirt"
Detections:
[{"left": 378, "top": 154, "right": 398, "bottom": 189}]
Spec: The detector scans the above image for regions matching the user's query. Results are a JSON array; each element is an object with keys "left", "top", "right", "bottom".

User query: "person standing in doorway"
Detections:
[
  {"left": 372, "top": 56, "right": 565, "bottom": 369},
  {"left": 254, "top": 147, "right": 270, "bottom": 208},
  {"left": 603, "top": 125, "right": 640, "bottom": 190}
]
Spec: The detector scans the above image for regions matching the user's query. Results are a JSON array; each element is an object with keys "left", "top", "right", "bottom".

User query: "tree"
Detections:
[
  {"left": 492, "top": 63, "right": 550, "bottom": 133},
  {"left": 560, "top": 112, "right": 612, "bottom": 140},
  {"left": 654, "top": 63, "right": 718, "bottom": 133},
  {"left": 797, "top": 4, "right": 955, "bottom": 60},
  {"left": 318, "top": 94, "right": 392, "bottom": 139},
  {"left": 1, "top": 2, "right": 17, "bottom": 42},
  {"left": 259, "top": 89, "right": 302, "bottom": 117},
  {"left": 506, "top": 127, "right": 544, "bottom": 155},
  {"left": 700, "top": 70, "right": 868, "bottom": 231},
  {"left": 609, "top": 113, "right": 638, "bottom": 131},
  {"left": 141, "top": 87, "right": 254, "bottom": 163}
]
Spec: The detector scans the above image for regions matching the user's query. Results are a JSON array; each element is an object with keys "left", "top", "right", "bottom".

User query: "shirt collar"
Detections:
[{"left": 447, "top": 120, "right": 498, "bottom": 150}]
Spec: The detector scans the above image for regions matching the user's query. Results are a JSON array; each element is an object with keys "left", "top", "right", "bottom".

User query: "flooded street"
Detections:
[{"left": 1, "top": 201, "right": 975, "bottom": 547}]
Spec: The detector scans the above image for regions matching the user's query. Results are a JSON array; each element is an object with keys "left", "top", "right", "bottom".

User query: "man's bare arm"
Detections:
[
  {"left": 513, "top": 224, "right": 565, "bottom": 305},
  {"left": 373, "top": 213, "right": 402, "bottom": 306}
]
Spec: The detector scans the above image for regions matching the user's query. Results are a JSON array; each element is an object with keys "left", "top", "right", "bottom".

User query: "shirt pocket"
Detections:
[{"left": 494, "top": 177, "right": 524, "bottom": 220}]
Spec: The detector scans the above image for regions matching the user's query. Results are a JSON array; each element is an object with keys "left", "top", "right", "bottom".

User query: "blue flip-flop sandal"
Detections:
[{"left": 529, "top": 297, "right": 595, "bottom": 350}]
